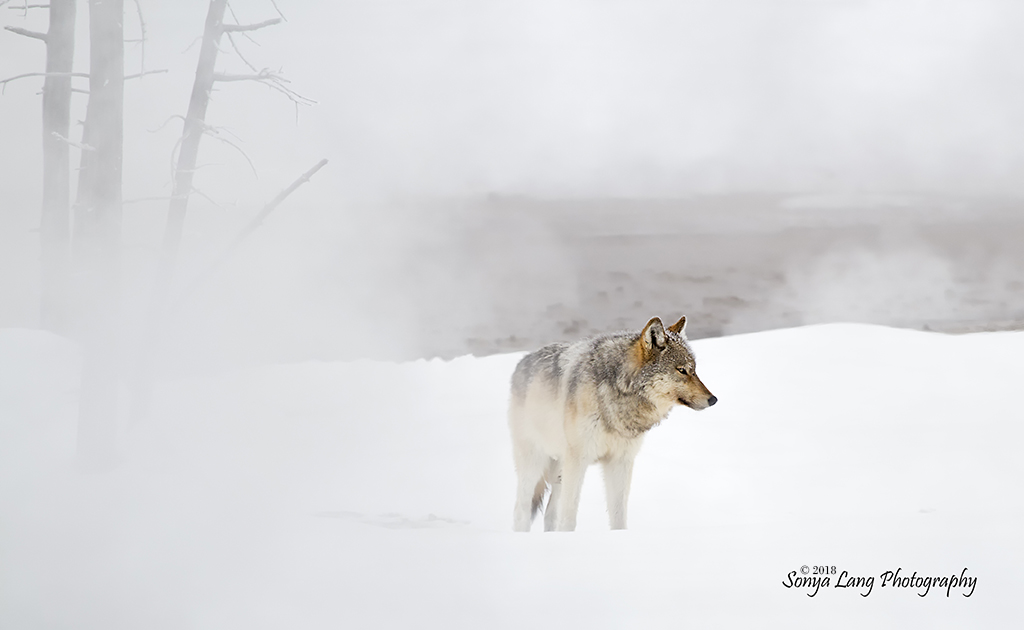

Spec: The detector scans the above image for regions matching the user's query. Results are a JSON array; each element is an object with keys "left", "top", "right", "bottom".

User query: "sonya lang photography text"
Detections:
[{"left": 783, "top": 566, "right": 978, "bottom": 598}]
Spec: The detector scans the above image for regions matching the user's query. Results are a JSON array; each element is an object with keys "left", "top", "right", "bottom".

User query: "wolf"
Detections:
[{"left": 508, "top": 315, "right": 716, "bottom": 532}]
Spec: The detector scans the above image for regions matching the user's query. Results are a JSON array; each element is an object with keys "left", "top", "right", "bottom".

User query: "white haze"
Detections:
[
  {"left": 4, "top": 0, "right": 1024, "bottom": 202},
  {"left": 2, "top": 1, "right": 1024, "bottom": 364}
]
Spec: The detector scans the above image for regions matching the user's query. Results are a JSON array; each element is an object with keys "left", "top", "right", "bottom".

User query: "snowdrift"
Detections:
[{"left": 1, "top": 324, "right": 1021, "bottom": 628}]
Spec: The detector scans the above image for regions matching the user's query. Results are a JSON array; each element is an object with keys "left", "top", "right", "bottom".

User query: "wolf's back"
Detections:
[{"left": 510, "top": 342, "right": 571, "bottom": 404}]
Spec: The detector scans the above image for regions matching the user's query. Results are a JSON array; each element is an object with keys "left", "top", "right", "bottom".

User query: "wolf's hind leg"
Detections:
[
  {"left": 543, "top": 458, "right": 561, "bottom": 531},
  {"left": 513, "top": 448, "right": 547, "bottom": 532},
  {"left": 602, "top": 456, "right": 635, "bottom": 530}
]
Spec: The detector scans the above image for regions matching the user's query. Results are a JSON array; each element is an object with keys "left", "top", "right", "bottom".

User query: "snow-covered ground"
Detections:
[{"left": 1, "top": 323, "right": 1022, "bottom": 628}]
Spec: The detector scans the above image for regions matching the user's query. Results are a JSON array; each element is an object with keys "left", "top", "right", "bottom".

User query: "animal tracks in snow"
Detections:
[{"left": 314, "top": 510, "right": 470, "bottom": 529}]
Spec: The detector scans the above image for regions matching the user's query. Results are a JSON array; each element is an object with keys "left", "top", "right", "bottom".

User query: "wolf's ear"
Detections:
[
  {"left": 641, "top": 317, "right": 667, "bottom": 353},
  {"left": 667, "top": 315, "right": 687, "bottom": 335}
]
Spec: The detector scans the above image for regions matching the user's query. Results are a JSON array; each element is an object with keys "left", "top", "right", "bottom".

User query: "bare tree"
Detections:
[
  {"left": 39, "top": 0, "right": 76, "bottom": 333},
  {"left": 73, "top": 0, "right": 124, "bottom": 469},
  {"left": 131, "top": 0, "right": 311, "bottom": 422},
  {"left": 3, "top": 0, "right": 77, "bottom": 333},
  {"left": 158, "top": 0, "right": 295, "bottom": 276},
  {"left": 157, "top": 0, "right": 230, "bottom": 277}
]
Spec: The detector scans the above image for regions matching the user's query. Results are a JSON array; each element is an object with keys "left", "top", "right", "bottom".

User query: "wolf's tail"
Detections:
[{"left": 530, "top": 477, "right": 547, "bottom": 519}]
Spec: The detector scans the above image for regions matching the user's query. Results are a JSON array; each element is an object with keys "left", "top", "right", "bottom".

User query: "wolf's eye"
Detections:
[{"left": 677, "top": 367, "right": 689, "bottom": 376}]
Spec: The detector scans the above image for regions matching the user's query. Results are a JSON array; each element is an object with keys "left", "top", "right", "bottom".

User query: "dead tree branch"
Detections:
[
  {"left": 181, "top": 35, "right": 203, "bottom": 54},
  {"left": 213, "top": 69, "right": 315, "bottom": 106},
  {"left": 211, "top": 70, "right": 271, "bottom": 82},
  {"left": 202, "top": 126, "right": 257, "bottom": 177},
  {"left": 6, "top": 3, "right": 49, "bottom": 15},
  {"left": 190, "top": 186, "right": 222, "bottom": 208},
  {"left": 245, "top": 159, "right": 327, "bottom": 231},
  {"left": 1, "top": 70, "right": 88, "bottom": 93},
  {"left": 268, "top": 0, "right": 286, "bottom": 21},
  {"left": 224, "top": 3, "right": 261, "bottom": 45},
  {"left": 130, "top": 0, "right": 146, "bottom": 74},
  {"left": 52, "top": 130, "right": 95, "bottom": 151},
  {"left": 173, "top": 158, "right": 328, "bottom": 308},
  {"left": 124, "top": 68, "right": 167, "bottom": 80},
  {"left": 167, "top": 134, "right": 183, "bottom": 186},
  {"left": 225, "top": 31, "right": 259, "bottom": 73},
  {"left": 4, "top": 25, "right": 47, "bottom": 41},
  {"left": 2, "top": 70, "right": 88, "bottom": 83},
  {"left": 147, "top": 114, "right": 186, "bottom": 133},
  {"left": 222, "top": 17, "right": 281, "bottom": 33}
]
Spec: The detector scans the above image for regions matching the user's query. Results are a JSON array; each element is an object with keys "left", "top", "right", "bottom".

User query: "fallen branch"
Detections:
[
  {"left": 173, "top": 158, "right": 328, "bottom": 308},
  {"left": 244, "top": 159, "right": 327, "bottom": 232}
]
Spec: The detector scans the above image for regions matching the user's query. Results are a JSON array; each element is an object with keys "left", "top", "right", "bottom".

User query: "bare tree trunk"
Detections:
[
  {"left": 39, "top": 0, "right": 77, "bottom": 334},
  {"left": 130, "top": 1, "right": 295, "bottom": 423},
  {"left": 74, "top": 0, "right": 124, "bottom": 470},
  {"left": 159, "top": 0, "right": 227, "bottom": 273},
  {"left": 130, "top": 0, "right": 227, "bottom": 423}
]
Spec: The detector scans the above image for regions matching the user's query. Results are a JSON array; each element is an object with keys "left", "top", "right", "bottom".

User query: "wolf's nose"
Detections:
[{"left": 707, "top": 396, "right": 718, "bottom": 407}]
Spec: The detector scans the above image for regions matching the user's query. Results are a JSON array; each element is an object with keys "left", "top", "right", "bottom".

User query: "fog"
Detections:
[{"left": 2, "top": 1, "right": 1024, "bottom": 367}]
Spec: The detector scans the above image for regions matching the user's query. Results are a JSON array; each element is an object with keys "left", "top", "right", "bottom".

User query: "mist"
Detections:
[{"left": 2, "top": 0, "right": 1022, "bottom": 368}]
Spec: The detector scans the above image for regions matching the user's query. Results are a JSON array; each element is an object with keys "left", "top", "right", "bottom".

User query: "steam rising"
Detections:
[{"left": 1, "top": 0, "right": 1023, "bottom": 361}]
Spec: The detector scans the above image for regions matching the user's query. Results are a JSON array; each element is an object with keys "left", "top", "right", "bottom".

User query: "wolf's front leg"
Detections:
[
  {"left": 554, "top": 458, "right": 586, "bottom": 531},
  {"left": 602, "top": 456, "right": 635, "bottom": 530}
]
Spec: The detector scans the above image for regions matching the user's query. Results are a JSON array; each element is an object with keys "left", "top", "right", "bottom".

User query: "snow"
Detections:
[{"left": 1, "top": 323, "right": 1022, "bottom": 628}]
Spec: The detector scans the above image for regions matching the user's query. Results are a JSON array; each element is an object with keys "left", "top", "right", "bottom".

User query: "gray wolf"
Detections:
[{"left": 508, "top": 316, "right": 716, "bottom": 532}]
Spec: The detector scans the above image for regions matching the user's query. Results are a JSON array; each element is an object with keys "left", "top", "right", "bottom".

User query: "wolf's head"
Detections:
[{"left": 634, "top": 316, "right": 717, "bottom": 411}]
